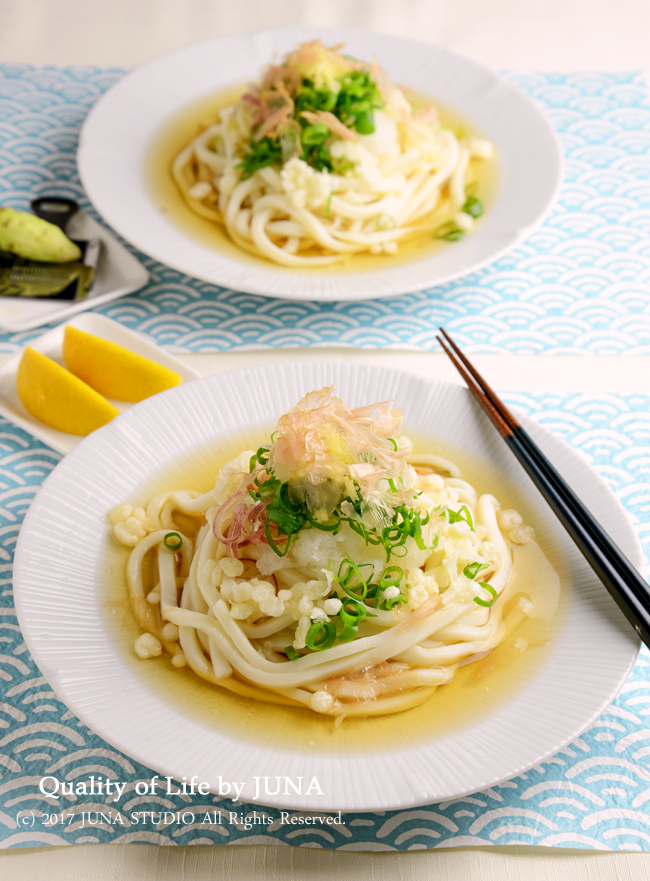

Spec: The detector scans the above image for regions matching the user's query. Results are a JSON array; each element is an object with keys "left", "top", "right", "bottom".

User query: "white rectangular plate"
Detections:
[{"left": 0, "top": 312, "right": 201, "bottom": 454}]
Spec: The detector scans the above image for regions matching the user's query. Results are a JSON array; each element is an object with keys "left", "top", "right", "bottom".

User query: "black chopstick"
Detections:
[{"left": 437, "top": 327, "right": 650, "bottom": 650}]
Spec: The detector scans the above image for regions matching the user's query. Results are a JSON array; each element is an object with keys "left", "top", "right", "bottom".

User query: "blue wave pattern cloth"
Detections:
[
  {"left": 1, "top": 66, "right": 650, "bottom": 354},
  {"left": 0, "top": 393, "right": 648, "bottom": 851}
]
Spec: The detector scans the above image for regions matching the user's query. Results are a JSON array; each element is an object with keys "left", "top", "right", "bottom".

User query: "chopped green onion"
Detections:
[
  {"left": 336, "top": 598, "right": 364, "bottom": 642},
  {"left": 354, "top": 109, "right": 375, "bottom": 134},
  {"left": 344, "top": 515, "right": 382, "bottom": 547},
  {"left": 373, "top": 566, "right": 407, "bottom": 610},
  {"left": 463, "top": 562, "right": 489, "bottom": 580},
  {"left": 340, "top": 597, "right": 368, "bottom": 625},
  {"left": 381, "top": 592, "right": 407, "bottom": 611},
  {"left": 249, "top": 445, "right": 270, "bottom": 472},
  {"left": 462, "top": 195, "right": 484, "bottom": 218},
  {"left": 163, "top": 532, "right": 183, "bottom": 551},
  {"left": 285, "top": 646, "right": 301, "bottom": 661},
  {"left": 434, "top": 220, "right": 465, "bottom": 242},
  {"left": 249, "top": 473, "right": 309, "bottom": 557},
  {"left": 305, "top": 621, "right": 337, "bottom": 651},
  {"left": 446, "top": 505, "right": 474, "bottom": 531},
  {"left": 375, "top": 213, "right": 396, "bottom": 231},
  {"left": 332, "top": 556, "right": 373, "bottom": 599},
  {"left": 336, "top": 620, "right": 358, "bottom": 642},
  {"left": 387, "top": 478, "right": 397, "bottom": 493},
  {"left": 337, "top": 597, "right": 376, "bottom": 641},
  {"left": 301, "top": 123, "right": 330, "bottom": 145},
  {"left": 237, "top": 136, "right": 282, "bottom": 180},
  {"left": 265, "top": 522, "right": 293, "bottom": 557},
  {"left": 380, "top": 566, "right": 403, "bottom": 588},
  {"left": 306, "top": 510, "right": 340, "bottom": 532},
  {"left": 251, "top": 474, "right": 280, "bottom": 499},
  {"left": 388, "top": 438, "right": 398, "bottom": 451},
  {"left": 332, "top": 156, "right": 355, "bottom": 175},
  {"left": 473, "top": 582, "right": 498, "bottom": 607},
  {"left": 279, "top": 482, "right": 303, "bottom": 514}
]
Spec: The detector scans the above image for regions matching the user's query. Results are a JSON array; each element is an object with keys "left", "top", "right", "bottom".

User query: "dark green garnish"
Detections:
[
  {"left": 236, "top": 67, "right": 384, "bottom": 179},
  {"left": 334, "top": 71, "right": 384, "bottom": 134},
  {"left": 237, "top": 137, "right": 283, "bottom": 180}
]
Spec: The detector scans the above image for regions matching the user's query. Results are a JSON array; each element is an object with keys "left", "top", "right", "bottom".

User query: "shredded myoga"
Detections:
[
  {"left": 171, "top": 40, "right": 494, "bottom": 266},
  {"left": 110, "top": 387, "right": 540, "bottom": 721}
]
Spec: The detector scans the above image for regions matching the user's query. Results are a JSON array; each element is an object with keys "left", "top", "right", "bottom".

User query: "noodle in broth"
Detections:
[
  {"left": 171, "top": 40, "right": 494, "bottom": 267},
  {"left": 111, "top": 388, "right": 553, "bottom": 722}
]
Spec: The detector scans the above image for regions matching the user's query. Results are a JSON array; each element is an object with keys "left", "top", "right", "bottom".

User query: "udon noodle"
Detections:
[
  {"left": 111, "top": 387, "right": 539, "bottom": 720},
  {"left": 171, "top": 41, "right": 494, "bottom": 267}
]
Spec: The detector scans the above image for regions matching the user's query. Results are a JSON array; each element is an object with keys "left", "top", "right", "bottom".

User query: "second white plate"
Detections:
[{"left": 78, "top": 27, "right": 562, "bottom": 302}]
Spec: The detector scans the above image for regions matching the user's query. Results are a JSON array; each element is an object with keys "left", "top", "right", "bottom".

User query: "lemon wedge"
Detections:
[
  {"left": 16, "top": 347, "right": 119, "bottom": 436},
  {"left": 63, "top": 326, "right": 182, "bottom": 402}
]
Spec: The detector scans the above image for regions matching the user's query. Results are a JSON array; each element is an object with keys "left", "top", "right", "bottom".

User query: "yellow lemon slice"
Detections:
[
  {"left": 63, "top": 326, "right": 182, "bottom": 402},
  {"left": 17, "top": 347, "right": 119, "bottom": 436}
]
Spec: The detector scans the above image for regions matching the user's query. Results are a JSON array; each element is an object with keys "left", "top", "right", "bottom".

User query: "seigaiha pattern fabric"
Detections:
[
  {"left": 1, "top": 66, "right": 650, "bottom": 354},
  {"left": 0, "top": 393, "right": 648, "bottom": 851}
]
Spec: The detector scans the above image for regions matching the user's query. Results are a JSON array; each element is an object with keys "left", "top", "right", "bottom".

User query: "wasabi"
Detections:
[{"left": 0, "top": 207, "right": 82, "bottom": 263}]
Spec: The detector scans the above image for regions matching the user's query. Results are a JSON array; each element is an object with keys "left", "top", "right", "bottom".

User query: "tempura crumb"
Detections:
[
  {"left": 110, "top": 504, "right": 149, "bottom": 547},
  {"left": 509, "top": 525, "right": 535, "bottom": 545},
  {"left": 161, "top": 623, "right": 179, "bottom": 641},
  {"left": 134, "top": 633, "right": 162, "bottom": 660},
  {"left": 310, "top": 690, "right": 335, "bottom": 713},
  {"left": 498, "top": 509, "right": 523, "bottom": 530}
]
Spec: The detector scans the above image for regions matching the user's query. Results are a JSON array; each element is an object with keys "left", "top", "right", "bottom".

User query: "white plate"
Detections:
[
  {"left": 0, "top": 210, "right": 149, "bottom": 332},
  {"left": 0, "top": 313, "right": 201, "bottom": 454},
  {"left": 13, "top": 363, "right": 641, "bottom": 811},
  {"left": 77, "top": 27, "right": 562, "bottom": 302}
]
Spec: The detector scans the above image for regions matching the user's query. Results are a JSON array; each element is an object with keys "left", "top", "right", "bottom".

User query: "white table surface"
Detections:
[{"left": 1, "top": 1, "right": 650, "bottom": 878}]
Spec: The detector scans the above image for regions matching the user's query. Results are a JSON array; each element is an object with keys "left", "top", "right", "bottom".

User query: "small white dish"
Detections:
[
  {"left": 13, "top": 363, "right": 641, "bottom": 811},
  {"left": 0, "top": 209, "right": 149, "bottom": 332},
  {"left": 78, "top": 27, "right": 562, "bottom": 302},
  {"left": 0, "top": 313, "right": 200, "bottom": 454}
]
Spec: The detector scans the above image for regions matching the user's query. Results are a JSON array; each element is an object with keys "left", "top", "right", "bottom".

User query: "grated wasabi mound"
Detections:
[{"left": 0, "top": 207, "right": 82, "bottom": 263}]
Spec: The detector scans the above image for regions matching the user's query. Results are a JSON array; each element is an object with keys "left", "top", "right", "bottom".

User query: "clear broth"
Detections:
[
  {"left": 103, "top": 427, "right": 567, "bottom": 757},
  {"left": 145, "top": 84, "right": 500, "bottom": 274}
]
